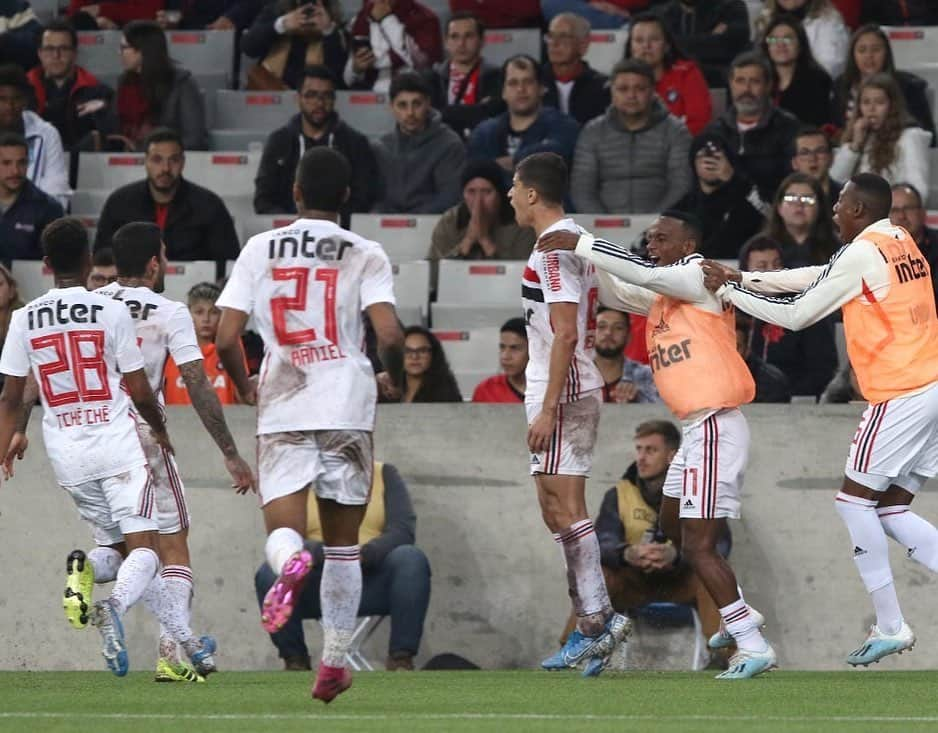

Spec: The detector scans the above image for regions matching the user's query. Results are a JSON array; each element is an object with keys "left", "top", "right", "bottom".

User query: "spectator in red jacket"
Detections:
[
  {"left": 344, "top": 0, "right": 442, "bottom": 93},
  {"left": 541, "top": 0, "right": 647, "bottom": 30},
  {"left": 472, "top": 317, "right": 527, "bottom": 403},
  {"left": 27, "top": 18, "right": 115, "bottom": 152},
  {"left": 447, "top": 0, "right": 541, "bottom": 28},
  {"left": 626, "top": 12, "right": 711, "bottom": 135},
  {"left": 69, "top": 0, "right": 164, "bottom": 30}
]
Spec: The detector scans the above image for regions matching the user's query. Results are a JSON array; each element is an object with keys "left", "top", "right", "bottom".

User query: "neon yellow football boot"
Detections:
[
  {"left": 155, "top": 657, "right": 206, "bottom": 683},
  {"left": 63, "top": 550, "right": 94, "bottom": 629}
]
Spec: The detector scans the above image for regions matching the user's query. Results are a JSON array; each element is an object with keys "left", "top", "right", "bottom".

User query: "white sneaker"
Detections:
[
  {"left": 715, "top": 643, "right": 777, "bottom": 679},
  {"left": 708, "top": 607, "right": 766, "bottom": 650},
  {"left": 846, "top": 622, "right": 915, "bottom": 666}
]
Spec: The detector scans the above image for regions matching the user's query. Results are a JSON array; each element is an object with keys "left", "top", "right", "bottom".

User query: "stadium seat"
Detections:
[
  {"left": 77, "top": 31, "right": 121, "bottom": 78},
  {"left": 393, "top": 260, "right": 431, "bottom": 326},
  {"left": 433, "top": 327, "right": 501, "bottom": 397},
  {"left": 571, "top": 214, "right": 656, "bottom": 248},
  {"left": 436, "top": 260, "right": 526, "bottom": 305},
  {"left": 31, "top": 0, "right": 59, "bottom": 22},
  {"left": 70, "top": 189, "right": 109, "bottom": 215},
  {"left": 430, "top": 302, "right": 522, "bottom": 329},
  {"left": 349, "top": 214, "right": 439, "bottom": 263},
  {"left": 162, "top": 261, "right": 218, "bottom": 302},
  {"left": 241, "top": 214, "right": 297, "bottom": 240},
  {"left": 482, "top": 28, "right": 542, "bottom": 66},
  {"left": 884, "top": 27, "right": 938, "bottom": 70},
  {"left": 11, "top": 260, "right": 54, "bottom": 302},
  {"left": 584, "top": 29, "right": 628, "bottom": 76},
  {"left": 77, "top": 152, "right": 144, "bottom": 191},
  {"left": 334, "top": 91, "right": 394, "bottom": 139},
  {"left": 167, "top": 30, "right": 236, "bottom": 88},
  {"left": 208, "top": 129, "right": 267, "bottom": 151},
  {"left": 182, "top": 151, "right": 260, "bottom": 197},
  {"left": 214, "top": 89, "right": 296, "bottom": 130},
  {"left": 620, "top": 603, "right": 706, "bottom": 671}
]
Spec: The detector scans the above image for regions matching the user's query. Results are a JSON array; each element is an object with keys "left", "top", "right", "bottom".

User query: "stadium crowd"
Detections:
[{"left": 0, "top": 0, "right": 933, "bottom": 409}]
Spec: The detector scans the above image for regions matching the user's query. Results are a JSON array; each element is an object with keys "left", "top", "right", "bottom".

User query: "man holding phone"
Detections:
[
  {"left": 672, "top": 133, "right": 766, "bottom": 260},
  {"left": 344, "top": 0, "right": 442, "bottom": 92}
]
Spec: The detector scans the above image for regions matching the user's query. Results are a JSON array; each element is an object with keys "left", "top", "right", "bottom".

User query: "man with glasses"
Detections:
[
  {"left": 890, "top": 182, "right": 938, "bottom": 306},
  {"left": 94, "top": 128, "right": 239, "bottom": 278},
  {"left": 790, "top": 127, "right": 841, "bottom": 206},
  {"left": 542, "top": 13, "right": 608, "bottom": 126},
  {"left": 27, "top": 18, "right": 114, "bottom": 155},
  {"left": 254, "top": 65, "right": 378, "bottom": 225}
]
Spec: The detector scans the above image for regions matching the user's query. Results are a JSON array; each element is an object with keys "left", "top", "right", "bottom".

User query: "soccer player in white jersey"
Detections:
[
  {"left": 511, "top": 153, "right": 630, "bottom": 677},
  {"left": 537, "top": 210, "right": 776, "bottom": 679},
  {"left": 214, "top": 147, "right": 404, "bottom": 702},
  {"left": 0, "top": 218, "right": 196, "bottom": 676},
  {"left": 95, "top": 221, "right": 254, "bottom": 680},
  {"left": 702, "top": 173, "right": 938, "bottom": 667}
]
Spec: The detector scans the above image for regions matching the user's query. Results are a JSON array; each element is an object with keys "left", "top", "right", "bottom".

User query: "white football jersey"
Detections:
[
  {"left": 522, "top": 218, "right": 604, "bottom": 405},
  {"left": 0, "top": 287, "right": 148, "bottom": 485},
  {"left": 95, "top": 283, "right": 202, "bottom": 401},
  {"left": 217, "top": 218, "right": 396, "bottom": 434}
]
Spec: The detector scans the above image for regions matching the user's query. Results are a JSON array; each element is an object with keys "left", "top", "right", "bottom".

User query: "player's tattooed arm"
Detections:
[
  {"left": 14, "top": 372, "right": 37, "bottom": 434},
  {"left": 178, "top": 359, "right": 256, "bottom": 494},
  {"left": 178, "top": 360, "right": 238, "bottom": 458}
]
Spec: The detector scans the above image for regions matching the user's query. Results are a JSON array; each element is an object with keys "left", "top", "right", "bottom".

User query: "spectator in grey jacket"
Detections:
[
  {"left": 571, "top": 59, "right": 690, "bottom": 214},
  {"left": 373, "top": 70, "right": 466, "bottom": 213}
]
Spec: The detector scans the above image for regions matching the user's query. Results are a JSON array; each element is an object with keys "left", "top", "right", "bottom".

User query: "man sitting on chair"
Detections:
[
  {"left": 559, "top": 420, "right": 728, "bottom": 663},
  {"left": 254, "top": 461, "right": 431, "bottom": 671}
]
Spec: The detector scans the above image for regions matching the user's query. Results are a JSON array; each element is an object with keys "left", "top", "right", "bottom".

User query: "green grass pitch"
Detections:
[{"left": 2, "top": 670, "right": 938, "bottom": 733}]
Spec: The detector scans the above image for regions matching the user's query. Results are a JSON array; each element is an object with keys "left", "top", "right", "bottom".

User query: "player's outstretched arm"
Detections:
[
  {"left": 366, "top": 302, "right": 405, "bottom": 394},
  {"left": 528, "top": 301, "right": 578, "bottom": 454},
  {"left": 124, "top": 368, "right": 173, "bottom": 453},
  {"left": 0, "top": 375, "right": 25, "bottom": 486},
  {"left": 720, "top": 242, "right": 878, "bottom": 332},
  {"left": 216, "top": 308, "right": 256, "bottom": 406},
  {"left": 178, "top": 359, "right": 257, "bottom": 495}
]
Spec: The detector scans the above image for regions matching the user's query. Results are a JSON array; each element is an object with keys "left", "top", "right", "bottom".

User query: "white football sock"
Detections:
[
  {"left": 320, "top": 546, "right": 361, "bottom": 668},
  {"left": 719, "top": 597, "right": 768, "bottom": 653},
  {"left": 556, "top": 519, "right": 611, "bottom": 637},
  {"left": 836, "top": 492, "right": 903, "bottom": 634},
  {"left": 879, "top": 506, "right": 938, "bottom": 572},
  {"left": 156, "top": 566, "right": 193, "bottom": 662},
  {"left": 266, "top": 527, "right": 304, "bottom": 576},
  {"left": 109, "top": 547, "right": 158, "bottom": 616},
  {"left": 87, "top": 546, "right": 123, "bottom": 583}
]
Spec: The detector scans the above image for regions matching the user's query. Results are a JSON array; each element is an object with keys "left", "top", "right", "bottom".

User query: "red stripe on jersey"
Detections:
[{"left": 523, "top": 266, "right": 541, "bottom": 284}]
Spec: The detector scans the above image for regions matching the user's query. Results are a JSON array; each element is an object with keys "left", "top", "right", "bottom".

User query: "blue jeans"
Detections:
[
  {"left": 254, "top": 544, "right": 432, "bottom": 660},
  {"left": 541, "top": 0, "right": 629, "bottom": 30}
]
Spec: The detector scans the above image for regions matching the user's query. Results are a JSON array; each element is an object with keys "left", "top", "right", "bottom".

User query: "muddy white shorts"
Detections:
[
  {"left": 526, "top": 390, "right": 601, "bottom": 477},
  {"left": 136, "top": 421, "right": 190, "bottom": 535},
  {"left": 663, "top": 408, "right": 750, "bottom": 520},
  {"left": 845, "top": 381, "right": 938, "bottom": 492},
  {"left": 62, "top": 464, "right": 157, "bottom": 546},
  {"left": 257, "top": 429, "right": 374, "bottom": 506}
]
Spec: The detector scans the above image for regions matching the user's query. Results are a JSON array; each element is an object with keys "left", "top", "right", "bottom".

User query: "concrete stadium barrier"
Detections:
[{"left": 2, "top": 404, "right": 937, "bottom": 672}]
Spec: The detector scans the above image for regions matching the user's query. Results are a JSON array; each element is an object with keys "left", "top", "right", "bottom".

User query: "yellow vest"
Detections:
[
  {"left": 615, "top": 478, "right": 658, "bottom": 547},
  {"left": 306, "top": 462, "right": 385, "bottom": 544}
]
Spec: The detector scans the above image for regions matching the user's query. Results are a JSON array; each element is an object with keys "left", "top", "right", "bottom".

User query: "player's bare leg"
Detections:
[
  {"left": 683, "top": 518, "right": 775, "bottom": 679},
  {"left": 310, "top": 498, "right": 367, "bottom": 703},
  {"left": 837, "top": 476, "right": 915, "bottom": 665},
  {"left": 537, "top": 475, "right": 629, "bottom": 675},
  {"left": 659, "top": 495, "right": 681, "bottom": 548},
  {"left": 261, "top": 489, "right": 314, "bottom": 633}
]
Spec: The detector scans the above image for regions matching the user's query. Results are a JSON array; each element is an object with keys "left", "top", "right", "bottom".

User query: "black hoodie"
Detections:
[
  {"left": 673, "top": 133, "right": 766, "bottom": 260},
  {"left": 253, "top": 112, "right": 379, "bottom": 224}
]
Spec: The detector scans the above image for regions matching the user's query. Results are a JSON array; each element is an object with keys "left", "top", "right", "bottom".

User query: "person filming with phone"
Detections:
[
  {"left": 242, "top": 0, "right": 350, "bottom": 90},
  {"left": 672, "top": 132, "right": 767, "bottom": 259}
]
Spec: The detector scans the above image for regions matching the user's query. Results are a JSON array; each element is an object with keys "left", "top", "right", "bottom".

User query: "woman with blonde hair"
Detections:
[
  {"left": 831, "top": 73, "right": 931, "bottom": 199},
  {"left": 755, "top": 0, "right": 849, "bottom": 77}
]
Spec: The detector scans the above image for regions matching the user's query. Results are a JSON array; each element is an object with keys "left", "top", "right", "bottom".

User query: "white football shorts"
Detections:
[
  {"left": 136, "top": 421, "right": 190, "bottom": 535},
  {"left": 62, "top": 464, "right": 157, "bottom": 546},
  {"left": 526, "top": 390, "right": 601, "bottom": 477},
  {"left": 257, "top": 429, "right": 374, "bottom": 506},
  {"left": 663, "top": 408, "right": 750, "bottom": 520},
  {"left": 845, "top": 381, "right": 938, "bottom": 492}
]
